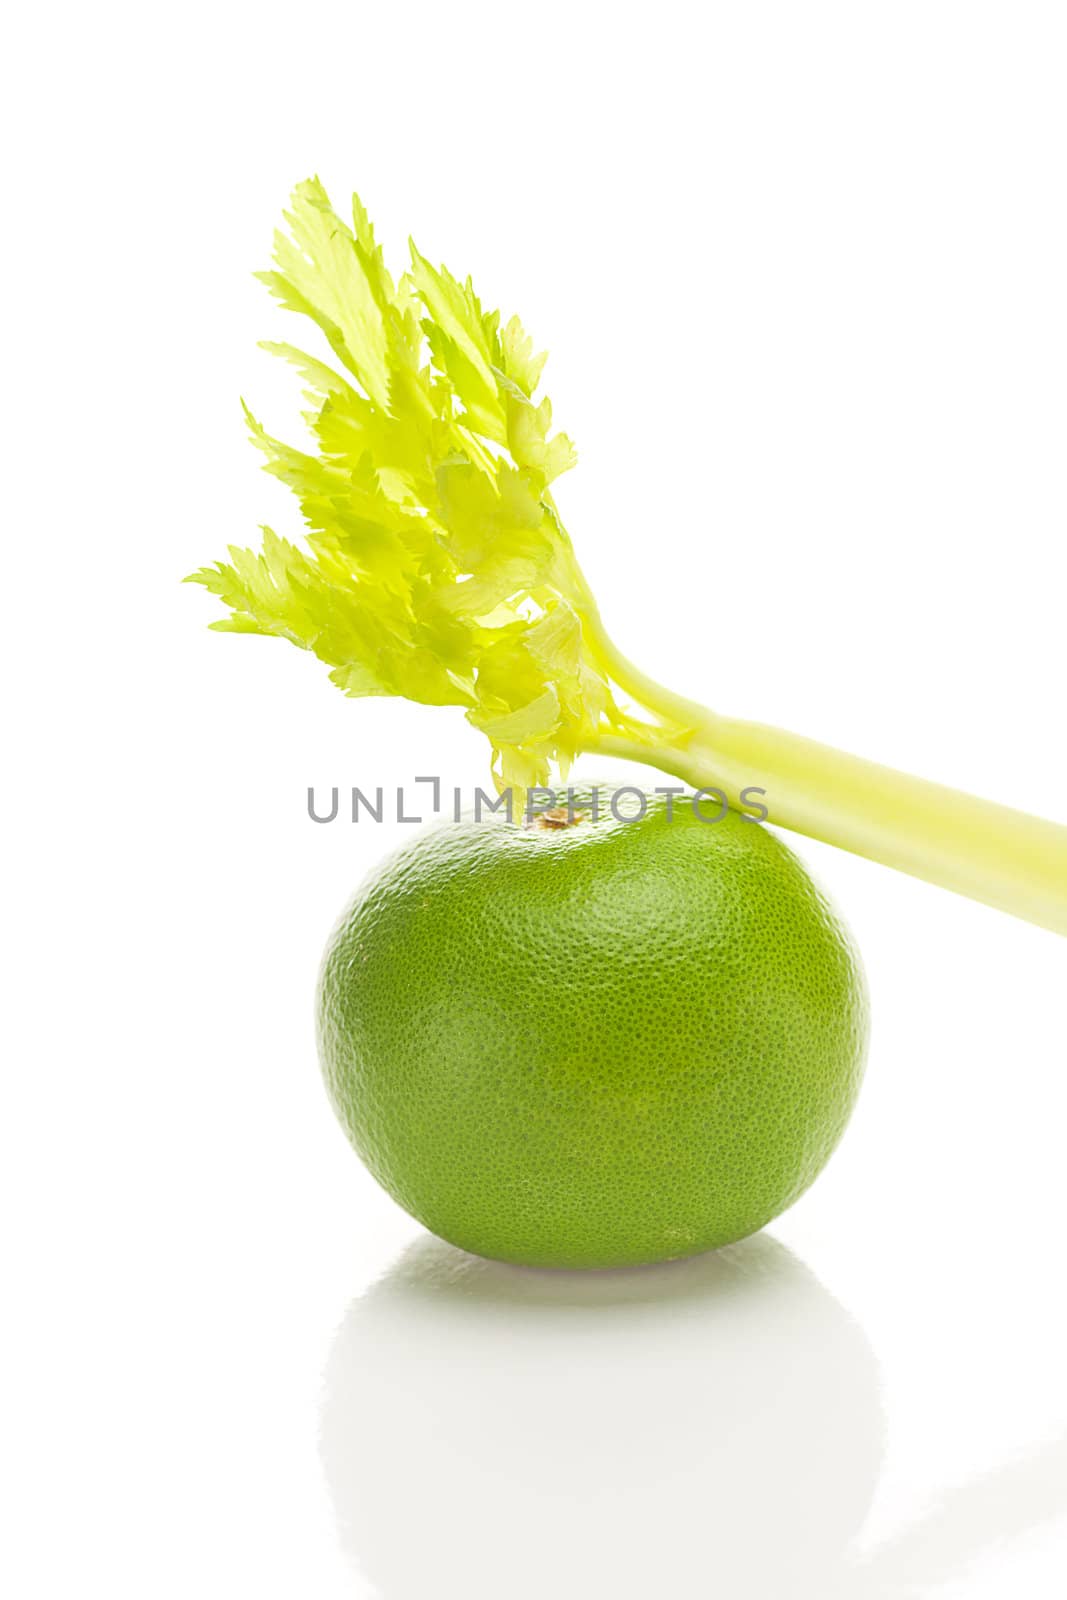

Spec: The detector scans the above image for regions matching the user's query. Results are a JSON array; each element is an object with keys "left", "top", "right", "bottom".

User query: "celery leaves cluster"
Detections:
[{"left": 188, "top": 179, "right": 667, "bottom": 789}]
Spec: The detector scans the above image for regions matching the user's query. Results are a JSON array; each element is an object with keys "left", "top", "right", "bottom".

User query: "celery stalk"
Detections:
[
  {"left": 589, "top": 719, "right": 1067, "bottom": 937},
  {"left": 189, "top": 179, "right": 1067, "bottom": 937}
]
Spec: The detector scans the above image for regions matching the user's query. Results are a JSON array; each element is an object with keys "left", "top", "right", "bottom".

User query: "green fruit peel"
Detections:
[
  {"left": 317, "top": 795, "right": 869, "bottom": 1267},
  {"left": 188, "top": 179, "right": 1067, "bottom": 936}
]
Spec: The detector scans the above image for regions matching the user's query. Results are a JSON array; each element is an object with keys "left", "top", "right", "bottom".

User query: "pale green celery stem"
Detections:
[
  {"left": 591, "top": 716, "right": 1067, "bottom": 934},
  {"left": 586, "top": 707, "right": 1067, "bottom": 938},
  {"left": 571, "top": 581, "right": 1067, "bottom": 935},
  {"left": 575, "top": 595, "right": 712, "bottom": 730}
]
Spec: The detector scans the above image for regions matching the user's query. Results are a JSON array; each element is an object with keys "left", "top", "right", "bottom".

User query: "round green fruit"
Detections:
[{"left": 316, "top": 788, "right": 869, "bottom": 1268}]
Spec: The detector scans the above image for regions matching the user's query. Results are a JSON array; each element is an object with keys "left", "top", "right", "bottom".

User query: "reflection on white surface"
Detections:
[
  {"left": 322, "top": 1236, "right": 1067, "bottom": 1597},
  {"left": 321, "top": 1234, "right": 883, "bottom": 1598},
  {"left": 854, "top": 1434, "right": 1067, "bottom": 1597}
]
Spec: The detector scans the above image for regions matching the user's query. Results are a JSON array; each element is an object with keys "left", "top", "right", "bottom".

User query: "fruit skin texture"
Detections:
[{"left": 317, "top": 791, "right": 869, "bottom": 1269}]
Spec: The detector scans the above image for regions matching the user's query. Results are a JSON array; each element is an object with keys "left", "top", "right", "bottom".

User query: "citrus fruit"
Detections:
[{"left": 316, "top": 788, "right": 869, "bottom": 1268}]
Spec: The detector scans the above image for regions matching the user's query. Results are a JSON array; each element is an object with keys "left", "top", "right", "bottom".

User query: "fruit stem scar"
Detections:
[{"left": 527, "top": 807, "right": 585, "bottom": 831}]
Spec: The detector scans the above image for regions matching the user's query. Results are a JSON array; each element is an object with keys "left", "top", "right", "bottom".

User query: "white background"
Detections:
[{"left": 4, "top": 3, "right": 1066, "bottom": 1594}]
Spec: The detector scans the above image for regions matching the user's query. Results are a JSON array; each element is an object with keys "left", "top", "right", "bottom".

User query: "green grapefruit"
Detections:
[{"left": 317, "top": 788, "right": 869, "bottom": 1268}]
